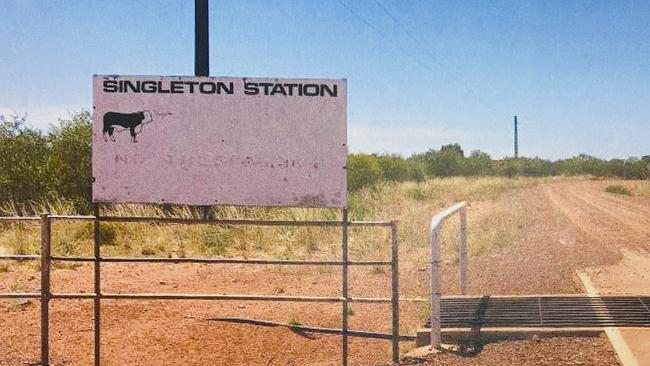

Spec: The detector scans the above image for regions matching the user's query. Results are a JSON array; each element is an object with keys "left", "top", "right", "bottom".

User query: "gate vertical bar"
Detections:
[
  {"left": 341, "top": 208, "right": 349, "bottom": 366},
  {"left": 430, "top": 226, "right": 441, "bottom": 349},
  {"left": 40, "top": 214, "right": 51, "bottom": 366},
  {"left": 458, "top": 208, "right": 467, "bottom": 295},
  {"left": 390, "top": 221, "right": 399, "bottom": 364},
  {"left": 93, "top": 204, "right": 101, "bottom": 366}
]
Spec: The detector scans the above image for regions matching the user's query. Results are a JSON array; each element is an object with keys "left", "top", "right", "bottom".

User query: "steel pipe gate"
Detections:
[{"left": 0, "top": 212, "right": 400, "bottom": 366}]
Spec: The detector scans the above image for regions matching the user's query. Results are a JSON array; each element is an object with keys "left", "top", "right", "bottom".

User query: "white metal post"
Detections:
[
  {"left": 429, "top": 202, "right": 467, "bottom": 350},
  {"left": 459, "top": 207, "right": 467, "bottom": 295},
  {"left": 430, "top": 226, "right": 442, "bottom": 349}
]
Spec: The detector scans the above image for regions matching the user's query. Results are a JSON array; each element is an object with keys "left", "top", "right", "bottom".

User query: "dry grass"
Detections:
[
  {"left": 632, "top": 181, "right": 650, "bottom": 198},
  {"left": 0, "top": 177, "right": 548, "bottom": 263}
]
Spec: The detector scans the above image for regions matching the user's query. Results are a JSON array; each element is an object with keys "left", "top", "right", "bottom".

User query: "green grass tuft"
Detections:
[
  {"left": 605, "top": 185, "right": 632, "bottom": 195},
  {"left": 287, "top": 317, "right": 303, "bottom": 327}
]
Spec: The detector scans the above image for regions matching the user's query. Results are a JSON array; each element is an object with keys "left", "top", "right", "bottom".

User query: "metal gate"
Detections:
[{"left": 0, "top": 211, "right": 400, "bottom": 366}]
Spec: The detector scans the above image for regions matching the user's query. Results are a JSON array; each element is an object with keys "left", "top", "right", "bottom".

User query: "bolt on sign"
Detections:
[{"left": 92, "top": 75, "right": 347, "bottom": 208}]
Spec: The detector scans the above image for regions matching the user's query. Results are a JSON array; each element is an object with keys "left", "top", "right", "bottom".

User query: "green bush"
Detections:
[
  {"left": 376, "top": 154, "right": 411, "bottom": 182},
  {"left": 410, "top": 164, "right": 427, "bottom": 183},
  {"left": 0, "top": 114, "right": 48, "bottom": 203},
  {"left": 347, "top": 154, "right": 382, "bottom": 192},
  {"left": 99, "top": 223, "right": 119, "bottom": 245},
  {"left": 47, "top": 112, "right": 92, "bottom": 210},
  {"left": 198, "top": 226, "right": 233, "bottom": 256},
  {"left": 605, "top": 185, "right": 632, "bottom": 195},
  {"left": 0, "top": 112, "right": 91, "bottom": 211}
]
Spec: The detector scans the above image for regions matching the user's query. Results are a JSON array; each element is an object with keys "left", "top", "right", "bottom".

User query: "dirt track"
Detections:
[
  {"left": 1, "top": 179, "right": 648, "bottom": 365},
  {"left": 457, "top": 179, "right": 649, "bottom": 295}
]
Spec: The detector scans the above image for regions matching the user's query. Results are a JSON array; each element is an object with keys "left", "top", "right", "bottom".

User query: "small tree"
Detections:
[
  {"left": 47, "top": 111, "right": 92, "bottom": 208},
  {"left": 0, "top": 114, "right": 49, "bottom": 203}
]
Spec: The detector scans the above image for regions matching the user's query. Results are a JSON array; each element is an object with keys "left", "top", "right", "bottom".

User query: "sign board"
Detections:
[{"left": 92, "top": 75, "right": 347, "bottom": 208}]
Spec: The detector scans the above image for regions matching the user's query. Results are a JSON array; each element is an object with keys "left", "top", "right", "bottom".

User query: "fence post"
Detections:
[
  {"left": 430, "top": 226, "right": 441, "bottom": 349},
  {"left": 40, "top": 214, "right": 51, "bottom": 366},
  {"left": 459, "top": 207, "right": 467, "bottom": 295},
  {"left": 93, "top": 204, "right": 101, "bottom": 366},
  {"left": 341, "top": 208, "right": 349, "bottom": 366},
  {"left": 390, "top": 221, "right": 400, "bottom": 364}
]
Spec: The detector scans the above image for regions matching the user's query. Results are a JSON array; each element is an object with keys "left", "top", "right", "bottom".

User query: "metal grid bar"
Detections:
[{"left": 424, "top": 296, "right": 650, "bottom": 328}]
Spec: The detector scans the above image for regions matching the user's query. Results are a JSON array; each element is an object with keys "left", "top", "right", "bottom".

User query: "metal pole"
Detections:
[
  {"left": 514, "top": 115, "right": 518, "bottom": 158},
  {"left": 195, "top": 0, "right": 209, "bottom": 77},
  {"left": 430, "top": 226, "right": 441, "bottom": 349},
  {"left": 93, "top": 204, "right": 101, "bottom": 366},
  {"left": 341, "top": 208, "right": 349, "bottom": 366},
  {"left": 40, "top": 214, "right": 51, "bottom": 366},
  {"left": 390, "top": 221, "right": 400, "bottom": 364},
  {"left": 196, "top": 0, "right": 210, "bottom": 219},
  {"left": 459, "top": 208, "right": 467, "bottom": 295}
]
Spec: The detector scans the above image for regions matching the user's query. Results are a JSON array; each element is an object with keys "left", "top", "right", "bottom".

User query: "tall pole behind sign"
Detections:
[
  {"left": 195, "top": 0, "right": 209, "bottom": 77},
  {"left": 195, "top": 0, "right": 210, "bottom": 219}
]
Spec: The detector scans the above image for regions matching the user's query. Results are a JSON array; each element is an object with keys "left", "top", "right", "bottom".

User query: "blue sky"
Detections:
[{"left": 1, "top": 0, "right": 649, "bottom": 159}]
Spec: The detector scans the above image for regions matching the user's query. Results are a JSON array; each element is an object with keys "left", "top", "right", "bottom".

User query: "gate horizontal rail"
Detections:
[
  {"left": 0, "top": 254, "right": 40, "bottom": 260},
  {"left": 46, "top": 214, "right": 393, "bottom": 227},
  {"left": 0, "top": 213, "right": 401, "bottom": 366},
  {"left": 46, "top": 255, "right": 391, "bottom": 266},
  {"left": 0, "top": 216, "right": 39, "bottom": 221}
]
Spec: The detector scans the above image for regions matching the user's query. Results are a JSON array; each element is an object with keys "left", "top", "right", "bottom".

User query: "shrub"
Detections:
[
  {"left": 46, "top": 112, "right": 92, "bottom": 210},
  {"left": 99, "top": 223, "right": 119, "bottom": 245},
  {"left": 376, "top": 154, "right": 410, "bottom": 182},
  {"left": 605, "top": 185, "right": 632, "bottom": 195},
  {"left": 198, "top": 226, "right": 233, "bottom": 256},
  {"left": 0, "top": 114, "right": 48, "bottom": 203},
  {"left": 347, "top": 154, "right": 382, "bottom": 192},
  {"left": 410, "top": 164, "right": 426, "bottom": 183},
  {"left": 140, "top": 246, "right": 157, "bottom": 256}
]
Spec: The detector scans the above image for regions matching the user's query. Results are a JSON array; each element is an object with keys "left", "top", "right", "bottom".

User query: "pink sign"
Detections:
[{"left": 92, "top": 75, "right": 347, "bottom": 208}]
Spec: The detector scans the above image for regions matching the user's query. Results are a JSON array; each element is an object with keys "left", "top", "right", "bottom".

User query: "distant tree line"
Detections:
[
  {"left": 1, "top": 112, "right": 648, "bottom": 209},
  {"left": 348, "top": 143, "right": 649, "bottom": 192}
]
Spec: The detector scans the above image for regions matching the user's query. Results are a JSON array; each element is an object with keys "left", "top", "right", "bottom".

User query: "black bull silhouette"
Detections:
[{"left": 102, "top": 111, "right": 154, "bottom": 143}]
